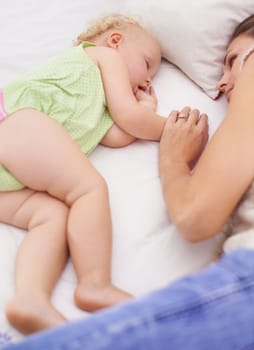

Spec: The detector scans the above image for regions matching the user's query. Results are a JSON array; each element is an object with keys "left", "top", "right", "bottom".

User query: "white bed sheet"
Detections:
[{"left": 0, "top": 0, "right": 227, "bottom": 345}]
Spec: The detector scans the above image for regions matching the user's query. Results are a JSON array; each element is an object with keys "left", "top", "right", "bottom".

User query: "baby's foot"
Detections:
[
  {"left": 75, "top": 281, "right": 132, "bottom": 312},
  {"left": 6, "top": 296, "right": 66, "bottom": 334},
  {"left": 223, "top": 229, "right": 254, "bottom": 253}
]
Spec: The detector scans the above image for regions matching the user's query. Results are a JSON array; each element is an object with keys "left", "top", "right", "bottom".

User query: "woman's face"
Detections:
[{"left": 217, "top": 34, "right": 254, "bottom": 102}]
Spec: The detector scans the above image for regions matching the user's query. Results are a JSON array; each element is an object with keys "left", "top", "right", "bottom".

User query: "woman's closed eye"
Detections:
[{"left": 227, "top": 55, "right": 237, "bottom": 68}]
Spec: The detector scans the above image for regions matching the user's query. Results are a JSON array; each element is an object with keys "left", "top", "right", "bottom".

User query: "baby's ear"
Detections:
[{"left": 107, "top": 32, "right": 123, "bottom": 49}]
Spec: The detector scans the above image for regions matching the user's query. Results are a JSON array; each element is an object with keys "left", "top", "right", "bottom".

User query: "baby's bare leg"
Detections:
[
  {"left": 0, "top": 109, "right": 131, "bottom": 314},
  {"left": 67, "top": 174, "right": 132, "bottom": 312},
  {"left": 0, "top": 189, "right": 68, "bottom": 334}
]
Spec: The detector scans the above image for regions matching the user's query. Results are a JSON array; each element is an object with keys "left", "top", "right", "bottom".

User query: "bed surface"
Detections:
[{"left": 0, "top": 0, "right": 227, "bottom": 345}]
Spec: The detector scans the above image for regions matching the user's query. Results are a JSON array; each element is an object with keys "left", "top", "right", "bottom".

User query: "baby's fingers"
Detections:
[
  {"left": 148, "top": 85, "right": 156, "bottom": 98},
  {"left": 135, "top": 88, "right": 146, "bottom": 100}
]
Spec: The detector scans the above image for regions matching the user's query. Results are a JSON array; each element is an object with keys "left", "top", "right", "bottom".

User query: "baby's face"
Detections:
[
  {"left": 217, "top": 34, "right": 254, "bottom": 102},
  {"left": 119, "top": 28, "right": 161, "bottom": 94}
]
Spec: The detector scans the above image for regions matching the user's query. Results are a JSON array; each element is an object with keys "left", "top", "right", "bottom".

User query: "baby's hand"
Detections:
[{"left": 135, "top": 86, "right": 158, "bottom": 111}]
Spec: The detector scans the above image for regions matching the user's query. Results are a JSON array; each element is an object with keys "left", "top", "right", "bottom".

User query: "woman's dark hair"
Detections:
[{"left": 231, "top": 14, "right": 254, "bottom": 40}]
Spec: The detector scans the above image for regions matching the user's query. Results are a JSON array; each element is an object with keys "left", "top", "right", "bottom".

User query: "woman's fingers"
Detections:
[
  {"left": 168, "top": 110, "right": 179, "bottom": 123},
  {"left": 168, "top": 108, "right": 208, "bottom": 127},
  {"left": 178, "top": 106, "right": 191, "bottom": 119},
  {"left": 177, "top": 108, "right": 207, "bottom": 126}
]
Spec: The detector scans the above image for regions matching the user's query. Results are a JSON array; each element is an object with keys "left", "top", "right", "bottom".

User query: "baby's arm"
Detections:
[
  {"left": 100, "top": 124, "right": 136, "bottom": 148},
  {"left": 100, "top": 86, "right": 158, "bottom": 148},
  {"left": 94, "top": 47, "right": 166, "bottom": 141}
]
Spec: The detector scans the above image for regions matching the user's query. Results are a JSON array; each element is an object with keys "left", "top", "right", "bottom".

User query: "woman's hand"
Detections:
[
  {"left": 159, "top": 107, "right": 209, "bottom": 170},
  {"left": 135, "top": 86, "right": 158, "bottom": 111}
]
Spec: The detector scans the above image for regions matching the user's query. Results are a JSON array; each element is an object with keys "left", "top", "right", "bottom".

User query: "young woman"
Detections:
[{"left": 159, "top": 15, "right": 254, "bottom": 246}]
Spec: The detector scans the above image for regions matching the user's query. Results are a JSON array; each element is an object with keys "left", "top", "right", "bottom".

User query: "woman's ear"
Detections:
[{"left": 107, "top": 32, "right": 123, "bottom": 49}]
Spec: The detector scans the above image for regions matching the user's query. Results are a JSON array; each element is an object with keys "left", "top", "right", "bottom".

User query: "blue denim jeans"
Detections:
[{"left": 4, "top": 249, "right": 254, "bottom": 350}]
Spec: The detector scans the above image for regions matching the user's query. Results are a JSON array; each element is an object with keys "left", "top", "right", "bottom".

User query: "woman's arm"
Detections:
[
  {"left": 159, "top": 56, "right": 254, "bottom": 242},
  {"left": 88, "top": 46, "right": 166, "bottom": 141}
]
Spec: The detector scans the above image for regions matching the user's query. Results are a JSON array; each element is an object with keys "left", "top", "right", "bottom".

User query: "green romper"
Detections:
[{"left": 0, "top": 43, "right": 114, "bottom": 191}]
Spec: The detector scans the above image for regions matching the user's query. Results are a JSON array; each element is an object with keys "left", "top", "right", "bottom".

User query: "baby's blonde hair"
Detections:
[{"left": 75, "top": 13, "right": 142, "bottom": 45}]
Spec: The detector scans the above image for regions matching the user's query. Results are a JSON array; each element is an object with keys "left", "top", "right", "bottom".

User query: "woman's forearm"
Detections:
[{"left": 159, "top": 157, "right": 201, "bottom": 241}]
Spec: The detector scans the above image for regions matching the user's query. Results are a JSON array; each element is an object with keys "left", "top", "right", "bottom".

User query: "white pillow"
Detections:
[{"left": 120, "top": 0, "right": 254, "bottom": 99}]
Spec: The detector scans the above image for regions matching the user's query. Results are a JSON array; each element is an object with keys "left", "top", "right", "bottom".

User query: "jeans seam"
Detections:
[
  {"left": 155, "top": 277, "right": 254, "bottom": 321},
  {"left": 220, "top": 254, "right": 254, "bottom": 282}
]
